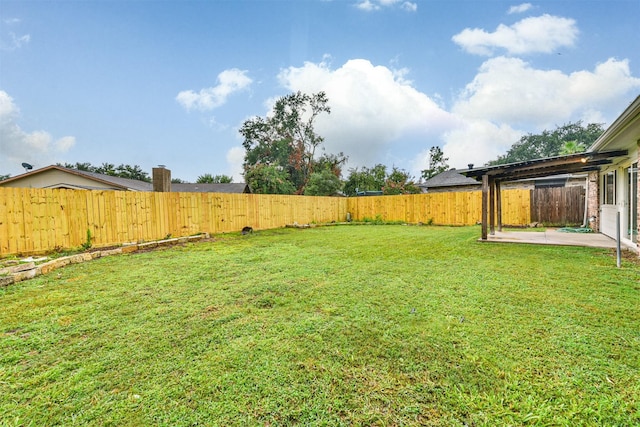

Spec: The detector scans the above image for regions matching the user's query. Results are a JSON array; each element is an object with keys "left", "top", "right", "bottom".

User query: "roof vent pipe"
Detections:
[{"left": 468, "top": 164, "right": 474, "bottom": 169}]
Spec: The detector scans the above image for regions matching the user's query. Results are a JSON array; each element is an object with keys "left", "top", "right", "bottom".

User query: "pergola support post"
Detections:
[
  {"left": 481, "top": 174, "right": 488, "bottom": 240},
  {"left": 496, "top": 180, "right": 502, "bottom": 232},
  {"left": 489, "top": 177, "right": 495, "bottom": 235}
]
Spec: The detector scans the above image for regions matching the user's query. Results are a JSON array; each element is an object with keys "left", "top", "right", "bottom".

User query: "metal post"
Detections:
[{"left": 616, "top": 212, "right": 621, "bottom": 268}]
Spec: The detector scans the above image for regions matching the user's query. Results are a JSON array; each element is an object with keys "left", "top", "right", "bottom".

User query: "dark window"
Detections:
[{"left": 603, "top": 171, "right": 616, "bottom": 204}]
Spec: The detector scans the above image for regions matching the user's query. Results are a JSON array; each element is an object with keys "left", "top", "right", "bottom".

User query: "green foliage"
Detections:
[
  {"left": 559, "top": 140, "right": 586, "bottom": 155},
  {"left": 421, "top": 146, "right": 449, "bottom": 180},
  {"left": 244, "top": 164, "right": 296, "bottom": 194},
  {"left": 196, "top": 174, "right": 233, "bottom": 184},
  {"left": 383, "top": 167, "right": 421, "bottom": 195},
  {"left": 1, "top": 226, "right": 637, "bottom": 425},
  {"left": 80, "top": 229, "right": 92, "bottom": 251},
  {"left": 60, "top": 162, "right": 151, "bottom": 182},
  {"left": 0, "top": 174, "right": 10, "bottom": 181},
  {"left": 343, "top": 164, "right": 387, "bottom": 196},
  {"left": 344, "top": 165, "right": 421, "bottom": 196},
  {"left": 487, "top": 121, "right": 604, "bottom": 165},
  {"left": 240, "top": 91, "right": 346, "bottom": 194},
  {"left": 303, "top": 169, "right": 343, "bottom": 196}
]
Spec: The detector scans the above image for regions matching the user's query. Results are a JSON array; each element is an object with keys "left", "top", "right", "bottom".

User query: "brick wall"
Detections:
[{"left": 587, "top": 171, "right": 600, "bottom": 231}]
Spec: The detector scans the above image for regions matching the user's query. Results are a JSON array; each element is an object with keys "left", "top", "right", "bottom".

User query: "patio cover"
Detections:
[{"left": 461, "top": 150, "right": 628, "bottom": 239}]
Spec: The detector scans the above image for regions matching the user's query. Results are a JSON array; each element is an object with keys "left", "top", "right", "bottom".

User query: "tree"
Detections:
[
  {"left": 0, "top": 174, "right": 10, "bottom": 181},
  {"left": 559, "top": 140, "right": 586, "bottom": 155},
  {"left": 487, "top": 121, "right": 604, "bottom": 165},
  {"left": 421, "top": 146, "right": 449, "bottom": 180},
  {"left": 304, "top": 169, "right": 343, "bottom": 196},
  {"left": 383, "top": 167, "right": 421, "bottom": 195},
  {"left": 240, "top": 91, "right": 346, "bottom": 194},
  {"left": 343, "top": 164, "right": 387, "bottom": 196},
  {"left": 59, "top": 162, "right": 151, "bottom": 182},
  {"left": 61, "top": 162, "right": 93, "bottom": 171},
  {"left": 197, "top": 174, "right": 233, "bottom": 184},
  {"left": 94, "top": 163, "right": 116, "bottom": 175},
  {"left": 244, "top": 164, "right": 296, "bottom": 195},
  {"left": 113, "top": 164, "right": 150, "bottom": 181}
]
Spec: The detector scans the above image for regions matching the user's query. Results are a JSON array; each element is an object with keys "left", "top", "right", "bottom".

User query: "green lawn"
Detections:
[{"left": 1, "top": 225, "right": 638, "bottom": 426}]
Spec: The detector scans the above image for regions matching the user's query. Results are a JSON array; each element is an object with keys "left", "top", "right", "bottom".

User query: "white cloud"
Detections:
[
  {"left": 438, "top": 56, "right": 640, "bottom": 168},
  {"left": 441, "top": 120, "right": 523, "bottom": 169},
  {"left": 356, "top": 0, "right": 379, "bottom": 11},
  {"left": 508, "top": 3, "right": 533, "bottom": 14},
  {"left": 277, "top": 59, "right": 460, "bottom": 168},
  {"left": 176, "top": 69, "right": 252, "bottom": 111},
  {"left": 225, "top": 146, "right": 245, "bottom": 182},
  {"left": 355, "top": 0, "right": 417, "bottom": 12},
  {"left": 452, "top": 14, "right": 578, "bottom": 56},
  {"left": 453, "top": 56, "right": 640, "bottom": 129},
  {"left": 2, "top": 32, "right": 30, "bottom": 51},
  {"left": 401, "top": 2, "right": 418, "bottom": 12},
  {"left": 0, "top": 90, "right": 76, "bottom": 176},
  {"left": 1, "top": 17, "right": 29, "bottom": 51},
  {"left": 1, "top": 16, "right": 30, "bottom": 51}
]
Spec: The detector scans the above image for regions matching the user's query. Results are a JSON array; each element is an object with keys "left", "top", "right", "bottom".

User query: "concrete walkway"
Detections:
[{"left": 482, "top": 229, "right": 636, "bottom": 251}]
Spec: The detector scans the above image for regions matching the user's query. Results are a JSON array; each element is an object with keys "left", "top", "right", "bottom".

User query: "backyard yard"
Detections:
[{"left": 1, "top": 225, "right": 638, "bottom": 426}]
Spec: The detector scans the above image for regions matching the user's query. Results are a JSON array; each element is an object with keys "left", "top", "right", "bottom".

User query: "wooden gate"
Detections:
[{"left": 530, "top": 186, "right": 585, "bottom": 226}]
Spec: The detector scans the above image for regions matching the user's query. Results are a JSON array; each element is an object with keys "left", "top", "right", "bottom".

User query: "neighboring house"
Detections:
[
  {"left": 0, "top": 165, "right": 252, "bottom": 194},
  {"left": 419, "top": 169, "right": 481, "bottom": 193},
  {"left": 420, "top": 168, "right": 585, "bottom": 193},
  {"left": 587, "top": 94, "right": 640, "bottom": 250},
  {"left": 172, "top": 183, "right": 251, "bottom": 194}
]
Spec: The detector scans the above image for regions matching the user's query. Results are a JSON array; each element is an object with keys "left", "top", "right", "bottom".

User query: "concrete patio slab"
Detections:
[{"left": 481, "top": 229, "right": 637, "bottom": 251}]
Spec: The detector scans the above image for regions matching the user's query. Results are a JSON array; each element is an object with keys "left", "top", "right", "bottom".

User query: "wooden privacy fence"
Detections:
[
  {"left": 530, "top": 186, "right": 585, "bottom": 226},
  {"left": 0, "top": 187, "right": 530, "bottom": 256},
  {"left": 347, "top": 190, "right": 530, "bottom": 226},
  {"left": 0, "top": 188, "right": 346, "bottom": 256}
]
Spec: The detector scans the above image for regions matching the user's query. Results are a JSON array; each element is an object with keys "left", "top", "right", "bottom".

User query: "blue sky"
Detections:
[{"left": 1, "top": 0, "right": 639, "bottom": 182}]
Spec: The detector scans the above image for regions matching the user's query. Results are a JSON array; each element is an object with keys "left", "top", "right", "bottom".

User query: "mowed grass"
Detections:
[{"left": 1, "top": 225, "right": 638, "bottom": 426}]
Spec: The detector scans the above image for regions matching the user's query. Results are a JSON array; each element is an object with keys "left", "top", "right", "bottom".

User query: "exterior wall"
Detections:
[
  {"left": 427, "top": 177, "right": 585, "bottom": 193},
  {"left": 0, "top": 169, "right": 119, "bottom": 190},
  {"left": 424, "top": 185, "right": 481, "bottom": 193},
  {"left": 587, "top": 171, "right": 600, "bottom": 231},
  {"left": 598, "top": 144, "right": 639, "bottom": 252}
]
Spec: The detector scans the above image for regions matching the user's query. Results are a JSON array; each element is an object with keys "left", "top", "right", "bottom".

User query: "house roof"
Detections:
[
  {"left": 70, "top": 169, "right": 153, "bottom": 191},
  {"left": 0, "top": 165, "right": 153, "bottom": 190},
  {"left": 0, "top": 165, "right": 251, "bottom": 193},
  {"left": 172, "top": 183, "right": 251, "bottom": 193},
  {"left": 589, "top": 94, "right": 640, "bottom": 152},
  {"left": 421, "top": 169, "right": 480, "bottom": 188}
]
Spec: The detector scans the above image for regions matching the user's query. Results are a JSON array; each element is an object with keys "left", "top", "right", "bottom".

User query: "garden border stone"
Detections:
[{"left": 0, "top": 233, "right": 210, "bottom": 288}]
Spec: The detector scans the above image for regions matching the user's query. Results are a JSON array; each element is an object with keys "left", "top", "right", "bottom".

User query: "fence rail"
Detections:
[{"left": 0, "top": 188, "right": 530, "bottom": 256}]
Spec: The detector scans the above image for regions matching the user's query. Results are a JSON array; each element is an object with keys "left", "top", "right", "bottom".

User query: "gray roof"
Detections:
[
  {"left": 71, "top": 169, "right": 153, "bottom": 191},
  {"left": 421, "top": 169, "right": 480, "bottom": 188},
  {"left": 172, "top": 183, "right": 251, "bottom": 193}
]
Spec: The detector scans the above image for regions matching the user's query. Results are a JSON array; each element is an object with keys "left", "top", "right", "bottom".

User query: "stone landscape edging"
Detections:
[{"left": 0, "top": 233, "right": 210, "bottom": 288}]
